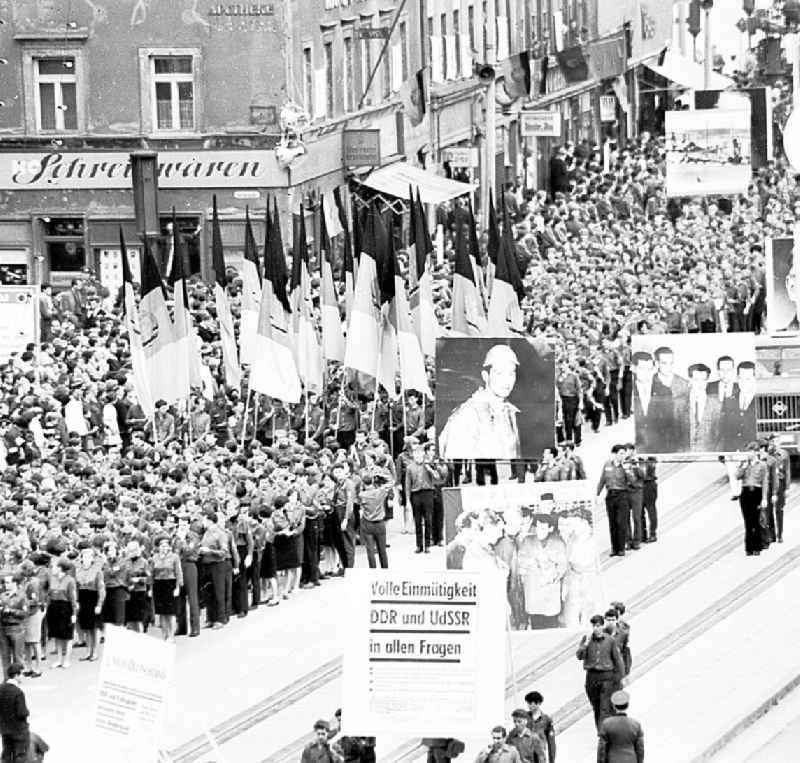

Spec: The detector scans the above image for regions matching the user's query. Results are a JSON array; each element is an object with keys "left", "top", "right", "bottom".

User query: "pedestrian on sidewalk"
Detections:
[
  {"left": 596, "top": 690, "right": 644, "bottom": 763},
  {"left": 596, "top": 445, "right": 631, "bottom": 557},
  {"left": 0, "top": 663, "right": 30, "bottom": 763},
  {"left": 523, "top": 691, "right": 556, "bottom": 763},
  {"left": 576, "top": 614, "right": 625, "bottom": 730}
]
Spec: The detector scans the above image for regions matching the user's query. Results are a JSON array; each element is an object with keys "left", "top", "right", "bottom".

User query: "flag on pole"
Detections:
[
  {"left": 139, "top": 241, "right": 184, "bottom": 404},
  {"left": 408, "top": 188, "right": 439, "bottom": 356},
  {"left": 120, "top": 228, "right": 154, "bottom": 419},
  {"left": 452, "top": 213, "right": 487, "bottom": 337},
  {"left": 486, "top": 189, "right": 501, "bottom": 295},
  {"left": 375, "top": 220, "right": 400, "bottom": 399},
  {"left": 502, "top": 50, "right": 532, "bottom": 99},
  {"left": 250, "top": 198, "right": 301, "bottom": 403},
  {"left": 290, "top": 204, "right": 324, "bottom": 392},
  {"left": 487, "top": 218, "right": 525, "bottom": 336},
  {"left": 467, "top": 197, "right": 489, "bottom": 310},
  {"left": 239, "top": 207, "right": 262, "bottom": 364},
  {"left": 343, "top": 204, "right": 382, "bottom": 378},
  {"left": 319, "top": 195, "right": 345, "bottom": 362},
  {"left": 401, "top": 66, "right": 427, "bottom": 126},
  {"left": 211, "top": 195, "right": 241, "bottom": 389}
]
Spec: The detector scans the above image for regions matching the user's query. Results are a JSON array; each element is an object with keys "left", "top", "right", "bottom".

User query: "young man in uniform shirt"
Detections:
[
  {"left": 524, "top": 691, "right": 556, "bottom": 763},
  {"left": 596, "top": 445, "right": 630, "bottom": 557},
  {"left": 507, "top": 709, "right": 542, "bottom": 763},
  {"left": 301, "top": 720, "right": 342, "bottom": 763},
  {"left": 736, "top": 442, "right": 768, "bottom": 556},
  {"left": 576, "top": 614, "right": 625, "bottom": 729}
]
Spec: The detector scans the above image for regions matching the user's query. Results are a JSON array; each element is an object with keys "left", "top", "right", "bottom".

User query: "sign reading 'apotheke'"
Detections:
[{"left": 0, "top": 151, "right": 283, "bottom": 190}]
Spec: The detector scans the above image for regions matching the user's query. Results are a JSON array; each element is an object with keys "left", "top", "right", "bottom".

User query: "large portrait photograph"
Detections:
[
  {"left": 435, "top": 337, "right": 555, "bottom": 461},
  {"left": 766, "top": 237, "right": 799, "bottom": 335},
  {"left": 631, "top": 334, "right": 757, "bottom": 455},
  {"left": 665, "top": 107, "right": 751, "bottom": 197},
  {"left": 442, "top": 481, "right": 601, "bottom": 631}
]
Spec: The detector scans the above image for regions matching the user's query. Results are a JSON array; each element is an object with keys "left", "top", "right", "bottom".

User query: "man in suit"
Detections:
[
  {"left": 630, "top": 352, "right": 656, "bottom": 453},
  {"left": 597, "top": 690, "right": 644, "bottom": 763},
  {"left": 719, "top": 361, "right": 758, "bottom": 451},
  {"left": 706, "top": 355, "right": 738, "bottom": 401},
  {"left": 0, "top": 662, "right": 30, "bottom": 763},
  {"left": 686, "top": 363, "right": 722, "bottom": 452},
  {"left": 650, "top": 346, "right": 689, "bottom": 452}
]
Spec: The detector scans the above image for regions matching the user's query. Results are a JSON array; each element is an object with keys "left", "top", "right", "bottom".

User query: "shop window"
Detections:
[
  {"left": 35, "top": 57, "right": 77, "bottom": 132},
  {"left": 151, "top": 55, "right": 195, "bottom": 132},
  {"left": 49, "top": 242, "right": 86, "bottom": 273}
]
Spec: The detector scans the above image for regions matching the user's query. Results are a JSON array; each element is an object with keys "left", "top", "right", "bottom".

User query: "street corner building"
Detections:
[
  {"left": 435, "top": 337, "right": 555, "bottom": 461},
  {"left": 631, "top": 333, "right": 758, "bottom": 456},
  {"left": 442, "top": 480, "right": 600, "bottom": 631}
]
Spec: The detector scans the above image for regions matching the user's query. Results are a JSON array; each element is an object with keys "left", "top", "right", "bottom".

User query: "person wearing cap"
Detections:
[
  {"left": 301, "top": 719, "right": 342, "bottom": 763},
  {"left": 596, "top": 690, "right": 644, "bottom": 763},
  {"left": 439, "top": 344, "right": 522, "bottom": 461},
  {"left": 576, "top": 614, "right": 625, "bottom": 729},
  {"left": 507, "top": 709, "right": 543, "bottom": 763},
  {"left": 735, "top": 442, "right": 768, "bottom": 556}
]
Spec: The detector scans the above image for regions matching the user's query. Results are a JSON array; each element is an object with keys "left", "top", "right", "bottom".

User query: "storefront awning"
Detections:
[
  {"left": 643, "top": 50, "right": 734, "bottom": 92},
  {"left": 357, "top": 162, "right": 476, "bottom": 206}
]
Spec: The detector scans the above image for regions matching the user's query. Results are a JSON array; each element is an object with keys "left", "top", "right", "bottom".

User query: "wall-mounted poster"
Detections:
[
  {"left": 435, "top": 338, "right": 555, "bottom": 461},
  {"left": 631, "top": 334, "right": 757, "bottom": 454},
  {"left": 766, "top": 237, "right": 800, "bottom": 334},
  {"left": 442, "top": 481, "right": 601, "bottom": 631}
]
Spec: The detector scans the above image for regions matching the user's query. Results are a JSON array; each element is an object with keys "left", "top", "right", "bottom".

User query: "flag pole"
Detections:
[
  {"left": 240, "top": 381, "right": 252, "bottom": 451},
  {"left": 372, "top": 324, "right": 384, "bottom": 433},
  {"left": 304, "top": 392, "right": 310, "bottom": 443},
  {"left": 253, "top": 392, "right": 260, "bottom": 444},
  {"left": 388, "top": 401, "right": 395, "bottom": 459}
]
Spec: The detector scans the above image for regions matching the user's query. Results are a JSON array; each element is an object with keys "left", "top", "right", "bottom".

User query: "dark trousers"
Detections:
[
  {"left": 585, "top": 670, "right": 616, "bottom": 730},
  {"left": 361, "top": 519, "right": 389, "bottom": 568},
  {"left": 177, "top": 560, "right": 200, "bottom": 635},
  {"left": 233, "top": 546, "right": 250, "bottom": 615},
  {"left": 561, "top": 395, "right": 579, "bottom": 441},
  {"left": 250, "top": 550, "right": 261, "bottom": 607},
  {"left": 643, "top": 482, "right": 658, "bottom": 539},
  {"left": 627, "top": 489, "right": 644, "bottom": 547},
  {"left": 700, "top": 319, "right": 716, "bottom": 333},
  {"left": 604, "top": 370, "right": 620, "bottom": 424},
  {"left": 606, "top": 490, "right": 629, "bottom": 555},
  {"left": 341, "top": 513, "right": 357, "bottom": 568},
  {"left": 432, "top": 490, "right": 444, "bottom": 545},
  {"left": 102, "top": 586, "right": 127, "bottom": 626},
  {"left": 411, "top": 489, "right": 435, "bottom": 551},
  {"left": 224, "top": 560, "right": 234, "bottom": 620},
  {"left": 0, "top": 731, "right": 29, "bottom": 763},
  {"left": 727, "top": 310, "right": 745, "bottom": 332},
  {"left": 302, "top": 521, "right": 321, "bottom": 584},
  {"left": 328, "top": 512, "right": 349, "bottom": 570},
  {"left": 620, "top": 367, "right": 632, "bottom": 417},
  {"left": 202, "top": 561, "right": 226, "bottom": 625},
  {"left": 585, "top": 399, "right": 602, "bottom": 432},
  {"left": 475, "top": 460, "right": 498, "bottom": 485},
  {"left": 740, "top": 486, "right": 764, "bottom": 554}
]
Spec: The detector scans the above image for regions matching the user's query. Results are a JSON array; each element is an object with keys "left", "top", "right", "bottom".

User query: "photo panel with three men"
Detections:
[{"left": 631, "top": 334, "right": 758, "bottom": 455}]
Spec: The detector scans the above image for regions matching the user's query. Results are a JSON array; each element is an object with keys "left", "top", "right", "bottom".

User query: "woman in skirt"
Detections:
[
  {"left": 272, "top": 495, "right": 305, "bottom": 600},
  {"left": 151, "top": 535, "right": 182, "bottom": 642},
  {"left": 19, "top": 560, "right": 43, "bottom": 677},
  {"left": 259, "top": 508, "right": 279, "bottom": 606},
  {"left": 74, "top": 544, "right": 105, "bottom": 661},
  {"left": 46, "top": 558, "right": 78, "bottom": 669},
  {"left": 124, "top": 540, "right": 151, "bottom": 633},
  {"left": 101, "top": 541, "right": 129, "bottom": 627}
]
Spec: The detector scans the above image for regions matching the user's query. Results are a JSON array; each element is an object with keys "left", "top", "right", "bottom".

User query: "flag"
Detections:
[
  {"left": 343, "top": 204, "right": 382, "bottom": 377},
  {"left": 211, "top": 195, "right": 241, "bottom": 389},
  {"left": 333, "top": 187, "right": 355, "bottom": 322},
  {"left": 120, "top": 228, "right": 154, "bottom": 419},
  {"left": 408, "top": 188, "right": 439, "bottom": 356},
  {"left": 502, "top": 51, "right": 531, "bottom": 99},
  {"left": 168, "top": 210, "right": 203, "bottom": 394},
  {"left": 239, "top": 207, "right": 262, "bottom": 364},
  {"left": 486, "top": 189, "right": 500, "bottom": 295},
  {"left": 375, "top": 218, "right": 400, "bottom": 399},
  {"left": 452, "top": 213, "right": 487, "bottom": 337},
  {"left": 319, "top": 195, "right": 345, "bottom": 362},
  {"left": 250, "top": 197, "right": 301, "bottom": 404},
  {"left": 467, "top": 197, "right": 489, "bottom": 310},
  {"left": 487, "top": 211, "right": 525, "bottom": 336},
  {"left": 138, "top": 241, "right": 184, "bottom": 405},
  {"left": 401, "top": 66, "right": 427, "bottom": 126},
  {"left": 290, "top": 204, "right": 324, "bottom": 391}
]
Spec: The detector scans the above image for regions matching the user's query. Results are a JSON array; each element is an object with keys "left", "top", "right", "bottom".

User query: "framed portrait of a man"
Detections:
[
  {"left": 631, "top": 334, "right": 757, "bottom": 455},
  {"left": 766, "top": 237, "right": 800, "bottom": 335},
  {"left": 443, "top": 481, "right": 601, "bottom": 631},
  {"left": 435, "top": 338, "right": 555, "bottom": 461}
]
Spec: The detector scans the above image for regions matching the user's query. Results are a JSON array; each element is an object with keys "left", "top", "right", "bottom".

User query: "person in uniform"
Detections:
[
  {"left": 735, "top": 442, "right": 768, "bottom": 556},
  {"left": 768, "top": 435, "right": 790, "bottom": 543},
  {"left": 622, "top": 444, "right": 644, "bottom": 550},
  {"left": 596, "top": 445, "right": 630, "bottom": 557},
  {"left": 596, "top": 690, "right": 644, "bottom": 763},
  {"left": 524, "top": 691, "right": 556, "bottom": 763},
  {"left": 474, "top": 726, "right": 522, "bottom": 763},
  {"left": 439, "top": 345, "right": 521, "bottom": 461},
  {"left": 642, "top": 457, "right": 658, "bottom": 543},
  {"left": 576, "top": 615, "right": 625, "bottom": 730}
]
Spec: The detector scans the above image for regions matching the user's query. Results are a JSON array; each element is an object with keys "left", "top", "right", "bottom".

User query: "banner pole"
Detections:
[
  {"left": 239, "top": 381, "right": 252, "bottom": 451},
  {"left": 252, "top": 392, "right": 260, "bottom": 444}
]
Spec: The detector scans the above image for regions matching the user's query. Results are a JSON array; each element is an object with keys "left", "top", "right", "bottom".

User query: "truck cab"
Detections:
[{"left": 756, "top": 336, "right": 800, "bottom": 465}]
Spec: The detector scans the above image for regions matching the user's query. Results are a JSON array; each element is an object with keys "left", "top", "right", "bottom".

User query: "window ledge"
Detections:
[
  {"left": 148, "top": 132, "right": 202, "bottom": 140},
  {"left": 14, "top": 30, "right": 90, "bottom": 42}
]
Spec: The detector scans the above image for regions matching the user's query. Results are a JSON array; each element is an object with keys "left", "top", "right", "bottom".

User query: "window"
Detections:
[
  {"left": 427, "top": 16, "right": 433, "bottom": 68},
  {"left": 454, "top": 10, "right": 461, "bottom": 77},
  {"left": 381, "top": 23, "right": 391, "bottom": 98},
  {"left": 399, "top": 21, "right": 408, "bottom": 80},
  {"left": 44, "top": 218, "right": 86, "bottom": 273},
  {"left": 303, "top": 47, "right": 313, "bottom": 114},
  {"left": 324, "top": 41, "right": 334, "bottom": 117},
  {"left": 440, "top": 13, "right": 447, "bottom": 80},
  {"left": 468, "top": 5, "right": 475, "bottom": 53},
  {"left": 481, "top": 2, "right": 488, "bottom": 61},
  {"left": 343, "top": 36, "right": 355, "bottom": 112},
  {"left": 152, "top": 56, "right": 194, "bottom": 131},
  {"left": 361, "top": 35, "right": 372, "bottom": 106},
  {"left": 35, "top": 58, "right": 77, "bottom": 131}
]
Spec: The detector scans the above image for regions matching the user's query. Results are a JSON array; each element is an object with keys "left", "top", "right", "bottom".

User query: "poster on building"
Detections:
[
  {"left": 93, "top": 625, "right": 176, "bottom": 763},
  {"left": 436, "top": 338, "right": 555, "bottom": 461},
  {"left": 0, "top": 285, "right": 38, "bottom": 361},
  {"left": 631, "top": 334, "right": 757, "bottom": 455},
  {"left": 443, "top": 481, "right": 601, "bottom": 631},
  {"left": 665, "top": 107, "right": 751, "bottom": 197},
  {"left": 340, "top": 569, "right": 506, "bottom": 737},
  {"left": 766, "top": 237, "right": 800, "bottom": 334}
]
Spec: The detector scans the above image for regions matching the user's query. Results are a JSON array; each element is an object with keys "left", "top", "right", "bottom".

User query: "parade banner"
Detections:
[
  {"left": 0, "top": 285, "right": 38, "bottom": 361},
  {"left": 340, "top": 569, "right": 505, "bottom": 737},
  {"left": 443, "top": 481, "right": 600, "bottom": 631},
  {"left": 436, "top": 338, "right": 555, "bottom": 461},
  {"left": 766, "top": 237, "right": 800, "bottom": 334},
  {"left": 665, "top": 107, "right": 751, "bottom": 197},
  {"left": 92, "top": 626, "right": 176, "bottom": 763},
  {"left": 631, "top": 333, "right": 757, "bottom": 455}
]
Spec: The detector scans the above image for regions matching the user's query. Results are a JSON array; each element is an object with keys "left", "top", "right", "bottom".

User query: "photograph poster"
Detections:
[
  {"left": 443, "top": 481, "right": 601, "bottom": 631},
  {"left": 631, "top": 333, "right": 757, "bottom": 455},
  {"left": 766, "top": 236, "right": 800, "bottom": 334}
]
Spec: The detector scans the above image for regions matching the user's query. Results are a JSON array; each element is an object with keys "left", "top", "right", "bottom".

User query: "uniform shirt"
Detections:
[
  {"left": 125, "top": 557, "right": 151, "bottom": 591},
  {"left": 596, "top": 460, "right": 629, "bottom": 494},
  {"left": 736, "top": 459, "right": 767, "bottom": 488},
  {"left": 576, "top": 632, "right": 625, "bottom": 675},
  {"left": 103, "top": 558, "right": 130, "bottom": 588},
  {"left": 199, "top": 524, "right": 229, "bottom": 562},
  {"left": 623, "top": 459, "right": 644, "bottom": 491},
  {"left": 557, "top": 370, "right": 582, "bottom": 397},
  {"left": 152, "top": 551, "right": 183, "bottom": 585},
  {"left": 528, "top": 712, "right": 557, "bottom": 763},
  {"left": 300, "top": 740, "right": 341, "bottom": 763},
  {"left": 405, "top": 462, "right": 447, "bottom": 496},
  {"left": 229, "top": 515, "right": 254, "bottom": 555},
  {"left": 506, "top": 727, "right": 542, "bottom": 763},
  {"left": 47, "top": 574, "right": 78, "bottom": 607},
  {"left": 359, "top": 485, "right": 393, "bottom": 523},
  {"left": 475, "top": 743, "right": 522, "bottom": 763},
  {"left": 176, "top": 531, "right": 201, "bottom": 563},
  {"left": 75, "top": 562, "right": 107, "bottom": 608}
]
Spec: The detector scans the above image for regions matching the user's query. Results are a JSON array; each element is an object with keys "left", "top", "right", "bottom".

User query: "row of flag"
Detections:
[{"left": 120, "top": 185, "right": 525, "bottom": 417}]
